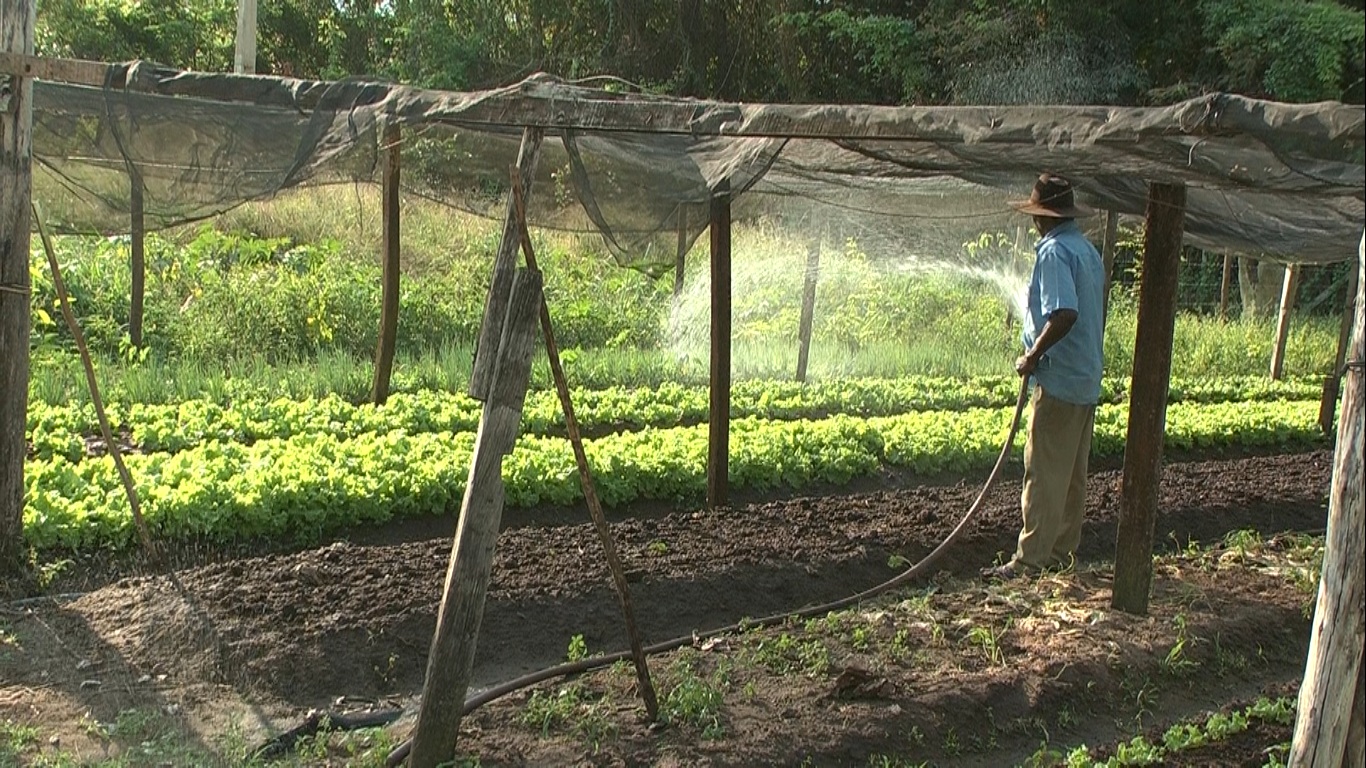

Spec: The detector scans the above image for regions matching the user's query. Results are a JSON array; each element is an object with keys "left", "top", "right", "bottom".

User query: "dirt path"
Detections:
[{"left": 4, "top": 449, "right": 1329, "bottom": 722}]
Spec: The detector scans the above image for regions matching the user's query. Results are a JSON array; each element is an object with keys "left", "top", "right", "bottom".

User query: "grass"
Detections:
[{"left": 26, "top": 186, "right": 1341, "bottom": 407}]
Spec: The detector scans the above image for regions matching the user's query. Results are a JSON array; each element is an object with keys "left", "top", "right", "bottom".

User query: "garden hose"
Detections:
[{"left": 385, "top": 377, "right": 1031, "bottom": 767}]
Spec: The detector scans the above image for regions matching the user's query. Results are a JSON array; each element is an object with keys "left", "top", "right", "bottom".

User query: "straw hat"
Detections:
[{"left": 1010, "top": 173, "right": 1093, "bottom": 218}]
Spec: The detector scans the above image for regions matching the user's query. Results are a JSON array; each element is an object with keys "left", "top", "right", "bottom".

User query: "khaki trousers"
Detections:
[{"left": 1013, "top": 385, "right": 1096, "bottom": 569}]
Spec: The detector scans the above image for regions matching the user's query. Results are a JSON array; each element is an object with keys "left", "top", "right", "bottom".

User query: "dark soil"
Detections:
[{"left": 1, "top": 448, "right": 1333, "bottom": 766}]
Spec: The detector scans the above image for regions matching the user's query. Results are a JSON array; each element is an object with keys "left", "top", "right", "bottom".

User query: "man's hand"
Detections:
[{"left": 1015, "top": 354, "right": 1038, "bottom": 377}]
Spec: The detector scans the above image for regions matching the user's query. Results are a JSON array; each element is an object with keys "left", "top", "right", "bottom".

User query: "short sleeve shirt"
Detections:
[{"left": 1022, "top": 220, "right": 1106, "bottom": 405}]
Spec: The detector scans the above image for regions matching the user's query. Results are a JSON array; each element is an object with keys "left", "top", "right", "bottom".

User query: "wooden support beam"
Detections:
[
  {"left": 795, "top": 237, "right": 820, "bottom": 383},
  {"left": 409, "top": 267, "right": 543, "bottom": 768},
  {"left": 1112, "top": 182, "right": 1186, "bottom": 616},
  {"left": 1320, "top": 265, "right": 1359, "bottom": 434},
  {"left": 1100, "top": 210, "right": 1119, "bottom": 326},
  {"left": 707, "top": 181, "right": 732, "bottom": 509},
  {"left": 673, "top": 206, "right": 687, "bottom": 303},
  {"left": 1270, "top": 263, "right": 1301, "bottom": 380},
  {"left": 1219, "top": 252, "right": 1234, "bottom": 320},
  {"left": 0, "top": 0, "right": 35, "bottom": 576},
  {"left": 508, "top": 169, "right": 659, "bottom": 723},
  {"left": 128, "top": 173, "right": 145, "bottom": 348},
  {"left": 470, "top": 127, "right": 542, "bottom": 401},
  {"left": 1291, "top": 232, "right": 1364, "bottom": 768},
  {"left": 371, "top": 123, "right": 401, "bottom": 405}
]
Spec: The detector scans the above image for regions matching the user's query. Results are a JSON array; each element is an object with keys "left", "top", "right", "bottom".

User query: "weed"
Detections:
[
  {"left": 889, "top": 628, "right": 912, "bottom": 661},
  {"left": 850, "top": 625, "right": 873, "bottom": 650},
  {"left": 746, "top": 632, "right": 830, "bottom": 676},
  {"left": 1160, "top": 614, "right": 1200, "bottom": 677},
  {"left": 1212, "top": 634, "right": 1249, "bottom": 676},
  {"left": 1223, "top": 528, "right": 1262, "bottom": 558},
  {"left": 964, "top": 621, "right": 1008, "bottom": 666},
  {"left": 1, "top": 720, "right": 39, "bottom": 762},
  {"left": 660, "top": 654, "right": 728, "bottom": 739},
  {"left": 942, "top": 727, "right": 961, "bottom": 756},
  {"left": 566, "top": 634, "right": 589, "bottom": 663}
]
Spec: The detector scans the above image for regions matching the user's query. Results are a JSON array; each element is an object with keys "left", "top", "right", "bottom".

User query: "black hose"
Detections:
[{"left": 387, "top": 378, "right": 1032, "bottom": 767}]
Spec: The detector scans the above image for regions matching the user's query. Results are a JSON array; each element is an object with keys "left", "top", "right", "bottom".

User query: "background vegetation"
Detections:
[{"left": 35, "top": 0, "right": 1366, "bottom": 106}]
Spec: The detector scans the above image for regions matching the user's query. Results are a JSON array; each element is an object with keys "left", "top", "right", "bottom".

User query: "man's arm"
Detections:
[{"left": 1016, "top": 309, "right": 1077, "bottom": 376}]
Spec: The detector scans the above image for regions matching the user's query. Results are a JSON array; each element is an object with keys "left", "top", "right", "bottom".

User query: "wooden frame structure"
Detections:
[{"left": 2, "top": 37, "right": 1363, "bottom": 763}]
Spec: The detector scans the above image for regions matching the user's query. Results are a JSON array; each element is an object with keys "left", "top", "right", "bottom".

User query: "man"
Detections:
[{"left": 983, "top": 173, "right": 1106, "bottom": 580}]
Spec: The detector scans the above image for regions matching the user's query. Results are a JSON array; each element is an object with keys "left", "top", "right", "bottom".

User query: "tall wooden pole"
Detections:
[
  {"left": 470, "top": 128, "right": 542, "bottom": 401},
  {"left": 707, "top": 181, "right": 731, "bottom": 509},
  {"left": 1320, "top": 265, "right": 1359, "bottom": 434},
  {"left": 409, "top": 269, "right": 543, "bottom": 768},
  {"left": 1111, "top": 182, "right": 1185, "bottom": 615},
  {"left": 128, "top": 174, "right": 145, "bottom": 348},
  {"left": 673, "top": 206, "right": 687, "bottom": 303},
  {"left": 0, "top": 0, "right": 35, "bottom": 576},
  {"left": 795, "top": 237, "right": 820, "bottom": 382},
  {"left": 1270, "top": 263, "right": 1300, "bottom": 380},
  {"left": 1100, "top": 210, "right": 1119, "bottom": 326},
  {"left": 371, "top": 123, "right": 401, "bottom": 405},
  {"left": 234, "top": 0, "right": 257, "bottom": 74},
  {"left": 1219, "top": 252, "right": 1235, "bottom": 320},
  {"left": 1291, "top": 233, "right": 1364, "bottom": 768}
]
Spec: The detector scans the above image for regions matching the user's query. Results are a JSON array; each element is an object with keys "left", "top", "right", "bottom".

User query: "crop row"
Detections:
[
  {"left": 25, "top": 374, "right": 1324, "bottom": 462},
  {"left": 24, "top": 399, "right": 1324, "bottom": 551}
]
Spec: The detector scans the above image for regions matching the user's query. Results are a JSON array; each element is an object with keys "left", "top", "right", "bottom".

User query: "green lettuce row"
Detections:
[
  {"left": 23, "top": 400, "right": 1323, "bottom": 552},
  {"left": 26, "top": 374, "right": 1324, "bottom": 463}
]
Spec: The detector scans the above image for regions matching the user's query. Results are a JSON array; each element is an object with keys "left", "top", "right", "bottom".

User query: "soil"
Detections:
[{"left": 0, "top": 448, "right": 1334, "bottom": 766}]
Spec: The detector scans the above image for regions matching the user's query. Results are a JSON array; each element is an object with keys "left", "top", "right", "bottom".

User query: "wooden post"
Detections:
[
  {"left": 234, "top": 0, "right": 257, "bottom": 74},
  {"left": 1218, "top": 252, "right": 1234, "bottom": 320},
  {"left": 128, "top": 175, "right": 146, "bottom": 348},
  {"left": 1111, "top": 182, "right": 1186, "bottom": 616},
  {"left": 508, "top": 170, "right": 659, "bottom": 721},
  {"left": 707, "top": 181, "right": 731, "bottom": 509},
  {"left": 470, "top": 127, "right": 542, "bottom": 401},
  {"left": 1320, "top": 265, "right": 1359, "bottom": 434},
  {"left": 1290, "top": 233, "right": 1364, "bottom": 768},
  {"left": 1100, "top": 209, "right": 1119, "bottom": 325},
  {"left": 1270, "top": 263, "right": 1300, "bottom": 380},
  {"left": 795, "top": 237, "right": 820, "bottom": 382},
  {"left": 409, "top": 268, "right": 543, "bottom": 768},
  {"left": 673, "top": 206, "right": 687, "bottom": 303},
  {"left": 371, "top": 123, "right": 401, "bottom": 405},
  {"left": 0, "top": 0, "right": 35, "bottom": 575}
]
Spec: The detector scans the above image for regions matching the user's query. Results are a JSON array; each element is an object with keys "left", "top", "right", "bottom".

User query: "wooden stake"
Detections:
[
  {"left": 1112, "top": 182, "right": 1185, "bottom": 616},
  {"left": 129, "top": 175, "right": 145, "bottom": 348},
  {"left": 796, "top": 237, "right": 820, "bottom": 382},
  {"left": 708, "top": 181, "right": 732, "bottom": 509},
  {"left": 1219, "top": 252, "right": 1234, "bottom": 320},
  {"left": 1290, "top": 233, "right": 1364, "bottom": 768},
  {"left": 34, "top": 203, "right": 157, "bottom": 560},
  {"left": 673, "top": 206, "right": 687, "bottom": 303},
  {"left": 371, "top": 123, "right": 401, "bottom": 405},
  {"left": 1270, "top": 263, "right": 1300, "bottom": 380},
  {"left": 409, "top": 268, "right": 543, "bottom": 768},
  {"left": 509, "top": 169, "right": 659, "bottom": 722},
  {"left": 1100, "top": 210, "right": 1119, "bottom": 326},
  {"left": 1320, "top": 265, "right": 1358, "bottom": 434},
  {"left": 0, "top": 0, "right": 35, "bottom": 575},
  {"left": 470, "top": 128, "right": 542, "bottom": 401}
]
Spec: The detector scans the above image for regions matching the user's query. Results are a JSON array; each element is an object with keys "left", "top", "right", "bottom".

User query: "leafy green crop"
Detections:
[
  {"left": 23, "top": 399, "right": 1323, "bottom": 551},
  {"left": 24, "top": 374, "right": 1323, "bottom": 462}
]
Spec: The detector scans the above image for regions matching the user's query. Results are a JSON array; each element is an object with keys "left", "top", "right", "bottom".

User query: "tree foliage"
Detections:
[{"left": 33, "top": 0, "right": 1366, "bottom": 105}]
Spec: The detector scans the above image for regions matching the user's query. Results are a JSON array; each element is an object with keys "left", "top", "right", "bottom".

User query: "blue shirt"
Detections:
[{"left": 1022, "top": 220, "right": 1105, "bottom": 405}]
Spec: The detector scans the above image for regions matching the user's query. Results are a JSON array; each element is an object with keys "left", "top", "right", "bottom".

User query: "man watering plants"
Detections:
[{"left": 982, "top": 174, "right": 1105, "bottom": 580}]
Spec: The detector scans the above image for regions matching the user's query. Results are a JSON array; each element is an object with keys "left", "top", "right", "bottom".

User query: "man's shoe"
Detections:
[{"left": 980, "top": 561, "right": 1033, "bottom": 581}]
